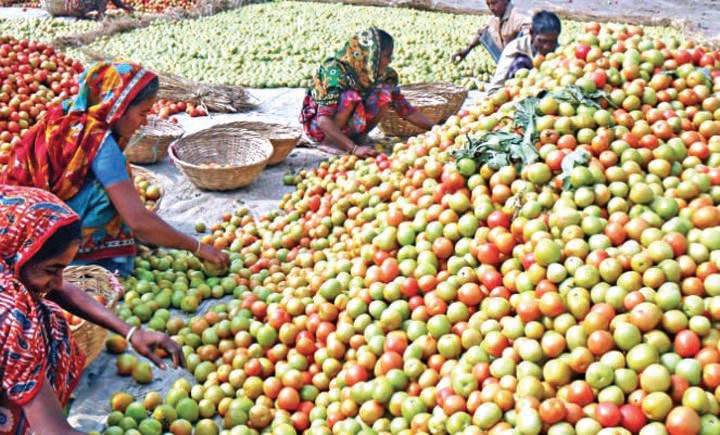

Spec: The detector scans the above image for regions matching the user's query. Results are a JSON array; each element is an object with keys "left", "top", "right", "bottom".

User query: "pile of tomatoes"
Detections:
[
  {"left": 108, "top": 0, "right": 198, "bottom": 13},
  {"left": 102, "top": 22, "right": 720, "bottom": 435},
  {"left": 150, "top": 98, "right": 208, "bottom": 121},
  {"left": 0, "top": 36, "right": 83, "bottom": 168}
]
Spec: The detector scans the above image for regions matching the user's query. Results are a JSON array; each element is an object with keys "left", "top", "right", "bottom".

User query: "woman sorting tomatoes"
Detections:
[
  {"left": 0, "top": 62, "right": 229, "bottom": 276},
  {"left": 0, "top": 185, "right": 184, "bottom": 434},
  {"left": 51, "top": 0, "right": 134, "bottom": 20},
  {"left": 300, "top": 27, "right": 435, "bottom": 157}
]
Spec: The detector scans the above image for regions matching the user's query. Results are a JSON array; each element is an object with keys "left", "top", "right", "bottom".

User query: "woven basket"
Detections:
[
  {"left": 41, "top": 0, "right": 71, "bottom": 15},
  {"left": 130, "top": 165, "right": 163, "bottom": 212},
  {"left": 379, "top": 91, "right": 448, "bottom": 137},
  {"left": 125, "top": 117, "right": 184, "bottom": 164},
  {"left": 218, "top": 121, "right": 302, "bottom": 166},
  {"left": 401, "top": 82, "right": 469, "bottom": 119},
  {"left": 169, "top": 126, "right": 273, "bottom": 191},
  {"left": 41, "top": 0, "right": 93, "bottom": 16},
  {"left": 64, "top": 265, "right": 123, "bottom": 368}
]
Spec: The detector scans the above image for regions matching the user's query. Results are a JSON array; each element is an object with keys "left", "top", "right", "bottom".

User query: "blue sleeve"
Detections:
[{"left": 91, "top": 134, "right": 130, "bottom": 187}]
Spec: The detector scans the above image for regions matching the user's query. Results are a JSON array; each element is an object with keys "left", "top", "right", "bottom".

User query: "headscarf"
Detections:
[
  {"left": 0, "top": 62, "right": 157, "bottom": 201},
  {"left": 309, "top": 26, "right": 400, "bottom": 106},
  {"left": 0, "top": 185, "right": 85, "bottom": 408}
]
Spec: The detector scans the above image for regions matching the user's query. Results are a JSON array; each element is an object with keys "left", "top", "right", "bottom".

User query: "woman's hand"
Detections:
[
  {"left": 404, "top": 111, "right": 435, "bottom": 131},
  {"left": 129, "top": 329, "right": 186, "bottom": 370},
  {"left": 353, "top": 145, "right": 379, "bottom": 158},
  {"left": 197, "top": 243, "right": 230, "bottom": 267}
]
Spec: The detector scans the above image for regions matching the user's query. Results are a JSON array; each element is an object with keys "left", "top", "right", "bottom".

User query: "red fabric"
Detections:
[
  {"left": 0, "top": 185, "right": 86, "bottom": 434},
  {"left": 300, "top": 86, "right": 416, "bottom": 142},
  {"left": 0, "top": 62, "right": 157, "bottom": 202}
]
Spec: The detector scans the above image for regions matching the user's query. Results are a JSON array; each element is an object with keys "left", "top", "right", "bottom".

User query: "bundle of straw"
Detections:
[
  {"left": 80, "top": 48, "right": 254, "bottom": 113},
  {"left": 52, "top": 15, "right": 160, "bottom": 50},
  {"left": 155, "top": 72, "right": 254, "bottom": 113}
]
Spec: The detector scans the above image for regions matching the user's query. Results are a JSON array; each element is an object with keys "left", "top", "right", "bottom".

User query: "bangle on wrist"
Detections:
[
  {"left": 125, "top": 326, "right": 138, "bottom": 344},
  {"left": 351, "top": 145, "right": 358, "bottom": 155},
  {"left": 194, "top": 240, "right": 202, "bottom": 256}
]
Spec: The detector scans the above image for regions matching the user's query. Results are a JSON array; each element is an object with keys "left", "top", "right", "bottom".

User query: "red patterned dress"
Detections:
[{"left": 0, "top": 185, "right": 86, "bottom": 435}]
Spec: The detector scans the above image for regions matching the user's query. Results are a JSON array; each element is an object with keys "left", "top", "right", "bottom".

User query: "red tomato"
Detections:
[
  {"left": 595, "top": 402, "right": 621, "bottom": 427},
  {"left": 481, "top": 269, "right": 502, "bottom": 290},
  {"left": 592, "top": 70, "right": 607, "bottom": 88},
  {"left": 401, "top": 278, "right": 419, "bottom": 297},
  {"left": 476, "top": 243, "right": 501, "bottom": 266},
  {"left": 487, "top": 211, "right": 510, "bottom": 229},
  {"left": 566, "top": 381, "right": 594, "bottom": 406},
  {"left": 619, "top": 404, "right": 646, "bottom": 433},
  {"left": 575, "top": 44, "right": 591, "bottom": 60},
  {"left": 666, "top": 407, "right": 701, "bottom": 435},
  {"left": 345, "top": 364, "right": 367, "bottom": 386},
  {"left": 675, "top": 330, "right": 701, "bottom": 357}
]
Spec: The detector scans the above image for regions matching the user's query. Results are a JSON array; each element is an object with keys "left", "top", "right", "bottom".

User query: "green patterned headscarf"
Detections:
[{"left": 309, "top": 26, "right": 399, "bottom": 106}]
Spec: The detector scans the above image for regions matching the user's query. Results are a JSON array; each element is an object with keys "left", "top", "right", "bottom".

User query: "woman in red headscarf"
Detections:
[
  {"left": 1, "top": 62, "right": 228, "bottom": 276},
  {"left": 0, "top": 185, "right": 184, "bottom": 434}
]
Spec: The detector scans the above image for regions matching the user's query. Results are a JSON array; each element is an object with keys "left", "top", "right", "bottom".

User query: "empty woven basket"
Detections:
[
  {"left": 169, "top": 126, "right": 273, "bottom": 191},
  {"left": 125, "top": 116, "right": 184, "bottom": 164},
  {"left": 400, "top": 82, "right": 469, "bottom": 120},
  {"left": 379, "top": 91, "right": 448, "bottom": 137},
  {"left": 215, "top": 120, "right": 302, "bottom": 165}
]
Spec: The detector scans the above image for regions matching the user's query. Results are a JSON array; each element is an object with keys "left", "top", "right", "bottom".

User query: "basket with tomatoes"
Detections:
[{"left": 63, "top": 265, "right": 123, "bottom": 368}]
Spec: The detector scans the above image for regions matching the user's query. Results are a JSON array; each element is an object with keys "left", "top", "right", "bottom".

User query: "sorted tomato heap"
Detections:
[
  {"left": 110, "top": 0, "right": 198, "bottom": 14},
  {"left": 101, "top": 22, "right": 720, "bottom": 435},
  {"left": 150, "top": 98, "right": 208, "bottom": 120},
  {"left": 0, "top": 36, "right": 84, "bottom": 168}
]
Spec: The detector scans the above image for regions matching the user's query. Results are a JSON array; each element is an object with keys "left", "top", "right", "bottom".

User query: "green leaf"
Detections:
[
  {"left": 559, "top": 148, "right": 592, "bottom": 192},
  {"left": 545, "top": 84, "right": 617, "bottom": 109}
]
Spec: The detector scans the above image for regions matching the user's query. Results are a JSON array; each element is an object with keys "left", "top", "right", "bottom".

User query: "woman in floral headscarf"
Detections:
[
  {"left": 1, "top": 62, "right": 228, "bottom": 276},
  {"left": 0, "top": 185, "right": 184, "bottom": 434},
  {"left": 300, "top": 27, "right": 434, "bottom": 157}
]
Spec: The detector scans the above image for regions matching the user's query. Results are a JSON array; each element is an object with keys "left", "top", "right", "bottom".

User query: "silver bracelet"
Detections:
[{"left": 125, "top": 326, "right": 138, "bottom": 344}]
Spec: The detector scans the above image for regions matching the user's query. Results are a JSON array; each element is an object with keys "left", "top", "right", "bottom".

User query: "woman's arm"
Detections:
[
  {"left": 317, "top": 101, "right": 378, "bottom": 157},
  {"left": 316, "top": 116, "right": 356, "bottom": 153},
  {"left": 23, "top": 378, "right": 85, "bottom": 435},
  {"left": 48, "top": 281, "right": 131, "bottom": 337},
  {"left": 404, "top": 111, "right": 435, "bottom": 130},
  {"left": 104, "top": 180, "right": 228, "bottom": 265},
  {"left": 317, "top": 100, "right": 358, "bottom": 153},
  {"left": 48, "top": 281, "right": 185, "bottom": 369}
]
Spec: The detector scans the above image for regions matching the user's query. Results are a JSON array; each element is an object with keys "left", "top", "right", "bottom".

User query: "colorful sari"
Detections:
[
  {"left": 300, "top": 27, "right": 416, "bottom": 142},
  {"left": 0, "top": 62, "right": 157, "bottom": 272},
  {"left": 0, "top": 185, "right": 86, "bottom": 435}
]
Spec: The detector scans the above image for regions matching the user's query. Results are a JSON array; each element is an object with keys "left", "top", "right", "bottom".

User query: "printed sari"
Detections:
[
  {"left": 0, "top": 185, "right": 86, "bottom": 435},
  {"left": 300, "top": 27, "right": 416, "bottom": 142},
  {"left": 0, "top": 62, "right": 158, "bottom": 273}
]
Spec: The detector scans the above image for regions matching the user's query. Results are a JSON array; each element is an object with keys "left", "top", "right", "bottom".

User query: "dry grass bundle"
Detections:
[
  {"left": 80, "top": 48, "right": 254, "bottom": 113},
  {"left": 52, "top": 14, "right": 162, "bottom": 49},
  {"left": 156, "top": 72, "right": 254, "bottom": 113}
]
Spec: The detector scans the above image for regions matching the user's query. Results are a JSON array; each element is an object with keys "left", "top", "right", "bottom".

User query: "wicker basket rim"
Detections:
[
  {"left": 400, "top": 91, "right": 449, "bottom": 106},
  {"left": 170, "top": 131, "right": 273, "bottom": 171},
  {"left": 130, "top": 165, "right": 164, "bottom": 186},
  {"left": 213, "top": 120, "right": 302, "bottom": 139},
  {"left": 130, "top": 165, "right": 164, "bottom": 209},
  {"left": 130, "top": 116, "right": 184, "bottom": 138},
  {"left": 401, "top": 82, "right": 468, "bottom": 92}
]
